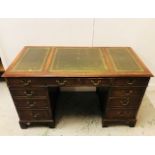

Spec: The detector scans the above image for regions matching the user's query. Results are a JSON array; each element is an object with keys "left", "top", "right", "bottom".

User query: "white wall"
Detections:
[
  {"left": 0, "top": 18, "right": 94, "bottom": 64},
  {"left": 0, "top": 18, "right": 154, "bottom": 88},
  {"left": 93, "top": 19, "right": 155, "bottom": 88}
]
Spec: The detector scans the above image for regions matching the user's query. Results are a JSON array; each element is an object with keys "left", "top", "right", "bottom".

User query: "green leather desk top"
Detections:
[
  {"left": 3, "top": 46, "right": 153, "bottom": 77},
  {"left": 12, "top": 47, "right": 50, "bottom": 72},
  {"left": 49, "top": 48, "right": 107, "bottom": 72}
]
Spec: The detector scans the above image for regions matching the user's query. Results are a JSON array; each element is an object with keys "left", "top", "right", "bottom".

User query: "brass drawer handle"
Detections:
[
  {"left": 127, "top": 79, "right": 135, "bottom": 85},
  {"left": 24, "top": 91, "right": 34, "bottom": 97},
  {"left": 21, "top": 80, "right": 31, "bottom": 86},
  {"left": 120, "top": 98, "right": 130, "bottom": 106},
  {"left": 26, "top": 101, "right": 36, "bottom": 107},
  {"left": 33, "top": 113, "right": 39, "bottom": 118},
  {"left": 91, "top": 80, "right": 101, "bottom": 86},
  {"left": 56, "top": 80, "right": 67, "bottom": 86},
  {"left": 117, "top": 111, "right": 126, "bottom": 117},
  {"left": 125, "top": 90, "right": 133, "bottom": 95},
  {"left": 117, "top": 111, "right": 131, "bottom": 117}
]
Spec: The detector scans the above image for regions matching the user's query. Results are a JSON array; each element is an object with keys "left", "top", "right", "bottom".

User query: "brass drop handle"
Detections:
[
  {"left": 91, "top": 80, "right": 101, "bottom": 86},
  {"left": 21, "top": 80, "right": 31, "bottom": 86},
  {"left": 117, "top": 111, "right": 131, "bottom": 117},
  {"left": 120, "top": 98, "right": 129, "bottom": 106},
  {"left": 24, "top": 91, "right": 34, "bottom": 97},
  {"left": 117, "top": 111, "right": 125, "bottom": 117},
  {"left": 56, "top": 80, "right": 67, "bottom": 86},
  {"left": 125, "top": 90, "right": 133, "bottom": 95},
  {"left": 26, "top": 101, "right": 36, "bottom": 107},
  {"left": 33, "top": 113, "right": 39, "bottom": 118},
  {"left": 127, "top": 79, "right": 135, "bottom": 85}
]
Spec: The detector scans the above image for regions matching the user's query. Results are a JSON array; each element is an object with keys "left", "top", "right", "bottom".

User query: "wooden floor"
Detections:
[{"left": 0, "top": 58, "right": 4, "bottom": 77}]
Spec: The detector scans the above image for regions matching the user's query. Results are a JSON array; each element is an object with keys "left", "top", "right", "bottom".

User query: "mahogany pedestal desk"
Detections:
[{"left": 3, "top": 46, "right": 153, "bottom": 129}]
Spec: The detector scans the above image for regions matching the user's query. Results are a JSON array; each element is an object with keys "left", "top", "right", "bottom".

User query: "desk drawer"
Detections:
[
  {"left": 107, "top": 97, "right": 141, "bottom": 108},
  {"left": 113, "top": 78, "right": 149, "bottom": 87},
  {"left": 10, "top": 88, "right": 48, "bottom": 98},
  {"left": 7, "top": 78, "right": 45, "bottom": 88},
  {"left": 77, "top": 78, "right": 112, "bottom": 87},
  {"left": 18, "top": 109, "right": 51, "bottom": 121},
  {"left": 109, "top": 87, "right": 145, "bottom": 97},
  {"left": 45, "top": 78, "right": 112, "bottom": 87},
  {"left": 14, "top": 98, "right": 49, "bottom": 108},
  {"left": 105, "top": 109, "right": 137, "bottom": 119},
  {"left": 7, "top": 77, "right": 112, "bottom": 87}
]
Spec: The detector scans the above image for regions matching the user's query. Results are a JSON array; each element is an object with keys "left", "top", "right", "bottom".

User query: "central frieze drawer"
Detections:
[{"left": 45, "top": 78, "right": 113, "bottom": 87}]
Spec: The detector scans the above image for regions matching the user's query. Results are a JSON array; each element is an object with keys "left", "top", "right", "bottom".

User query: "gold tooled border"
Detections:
[
  {"left": 11, "top": 47, "right": 51, "bottom": 72},
  {"left": 49, "top": 47, "right": 108, "bottom": 73},
  {"left": 107, "top": 48, "right": 144, "bottom": 72}
]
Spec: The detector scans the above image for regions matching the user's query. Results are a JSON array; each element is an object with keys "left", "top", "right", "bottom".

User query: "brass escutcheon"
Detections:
[
  {"left": 24, "top": 91, "right": 33, "bottom": 97},
  {"left": 91, "top": 80, "right": 102, "bottom": 86},
  {"left": 21, "top": 79, "right": 31, "bottom": 86},
  {"left": 120, "top": 98, "right": 130, "bottom": 106},
  {"left": 127, "top": 79, "right": 135, "bottom": 85},
  {"left": 56, "top": 80, "right": 67, "bottom": 86}
]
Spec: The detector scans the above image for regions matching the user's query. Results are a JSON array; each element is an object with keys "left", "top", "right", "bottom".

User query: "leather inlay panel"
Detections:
[
  {"left": 11, "top": 47, "right": 50, "bottom": 72},
  {"left": 49, "top": 47, "right": 108, "bottom": 73}
]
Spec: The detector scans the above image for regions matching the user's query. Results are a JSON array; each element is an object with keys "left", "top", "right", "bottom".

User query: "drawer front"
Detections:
[
  {"left": 109, "top": 87, "right": 146, "bottom": 97},
  {"left": 7, "top": 78, "right": 45, "bottom": 88},
  {"left": 105, "top": 109, "right": 137, "bottom": 119},
  {"left": 45, "top": 78, "right": 112, "bottom": 87},
  {"left": 107, "top": 97, "right": 141, "bottom": 108},
  {"left": 18, "top": 109, "right": 51, "bottom": 120},
  {"left": 79, "top": 78, "right": 112, "bottom": 87},
  {"left": 113, "top": 78, "right": 149, "bottom": 87},
  {"left": 14, "top": 98, "right": 49, "bottom": 108},
  {"left": 7, "top": 77, "right": 113, "bottom": 87},
  {"left": 10, "top": 88, "right": 48, "bottom": 98}
]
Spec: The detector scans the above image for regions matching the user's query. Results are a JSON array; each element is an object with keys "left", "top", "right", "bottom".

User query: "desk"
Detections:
[{"left": 3, "top": 47, "right": 153, "bottom": 128}]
